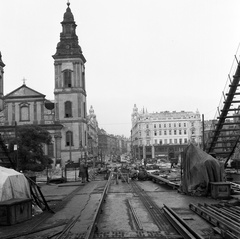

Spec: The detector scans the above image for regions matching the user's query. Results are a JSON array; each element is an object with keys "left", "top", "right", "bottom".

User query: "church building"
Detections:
[{"left": 0, "top": 2, "right": 88, "bottom": 166}]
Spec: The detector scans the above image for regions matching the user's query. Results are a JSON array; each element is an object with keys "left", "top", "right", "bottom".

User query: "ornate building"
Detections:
[
  {"left": 87, "top": 106, "right": 99, "bottom": 162},
  {"left": 131, "top": 104, "right": 202, "bottom": 160},
  {"left": 0, "top": 3, "right": 88, "bottom": 166}
]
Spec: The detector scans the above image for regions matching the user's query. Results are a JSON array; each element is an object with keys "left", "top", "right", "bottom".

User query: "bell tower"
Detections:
[
  {"left": 0, "top": 52, "right": 5, "bottom": 111},
  {"left": 53, "top": 2, "right": 88, "bottom": 164}
]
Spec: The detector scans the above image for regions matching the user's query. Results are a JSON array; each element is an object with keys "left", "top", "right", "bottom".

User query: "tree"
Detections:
[{"left": 9, "top": 125, "right": 53, "bottom": 172}]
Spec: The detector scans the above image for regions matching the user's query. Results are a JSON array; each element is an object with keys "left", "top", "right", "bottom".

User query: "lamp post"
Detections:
[{"left": 69, "top": 132, "right": 72, "bottom": 162}]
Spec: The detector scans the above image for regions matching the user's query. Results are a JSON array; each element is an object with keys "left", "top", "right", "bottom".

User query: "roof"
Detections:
[{"left": 4, "top": 84, "right": 46, "bottom": 100}]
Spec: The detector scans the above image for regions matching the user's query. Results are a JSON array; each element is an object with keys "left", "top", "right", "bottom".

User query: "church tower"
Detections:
[
  {"left": 0, "top": 52, "right": 5, "bottom": 111},
  {"left": 53, "top": 2, "right": 87, "bottom": 164}
]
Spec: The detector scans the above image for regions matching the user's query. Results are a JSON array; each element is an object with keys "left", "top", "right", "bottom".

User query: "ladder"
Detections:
[{"left": 205, "top": 49, "right": 240, "bottom": 166}]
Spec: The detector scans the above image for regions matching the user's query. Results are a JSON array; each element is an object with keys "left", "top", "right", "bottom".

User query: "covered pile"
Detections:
[
  {"left": 0, "top": 166, "right": 31, "bottom": 201},
  {"left": 180, "top": 144, "right": 223, "bottom": 196}
]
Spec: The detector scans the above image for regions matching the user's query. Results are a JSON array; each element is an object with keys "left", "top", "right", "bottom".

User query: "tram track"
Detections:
[
  {"left": 1, "top": 172, "right": 218, "bottom": 239},
  {"left": 90, "top": 177, "right": 206, "bottom": 239},
  {"left": 44, "top": 173, "right": 112, "bottom": 239}
]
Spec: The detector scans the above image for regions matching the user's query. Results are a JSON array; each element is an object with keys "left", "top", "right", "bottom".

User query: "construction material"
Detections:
[
  {"left": 163, "top": 204, "right": 204, "bottom": 239},
  {"left": 190, "top": 203, "right": 240, "bottom": 238},
  {"left": 210, "top": 182, "right": 231, "bottom": 199}
]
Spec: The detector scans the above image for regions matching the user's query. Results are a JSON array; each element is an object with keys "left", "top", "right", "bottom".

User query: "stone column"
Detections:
[
  {"left": 12, "top": 103, "right": 15, "bottom": 125},
  {"left": 33, "top": 101, "right": 38, "bottom": 124},
  {"left": 143, "top": 145, "right": 146, "bottom": 160},
  {"left": 152, "top": 145, "right": 155, "bottom": 159}
]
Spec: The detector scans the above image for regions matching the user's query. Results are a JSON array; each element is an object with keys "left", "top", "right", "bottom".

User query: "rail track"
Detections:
[
  {"left": 48, "top": 173, "right": 206, "bottom": 239},
  {"left": 2, "top": 172, "right": 220, "bottom": 239}
]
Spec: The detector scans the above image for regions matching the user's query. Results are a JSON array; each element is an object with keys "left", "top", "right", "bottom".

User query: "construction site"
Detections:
[{"left": 1, "top": 52, "right": 240, "bottom": 237}]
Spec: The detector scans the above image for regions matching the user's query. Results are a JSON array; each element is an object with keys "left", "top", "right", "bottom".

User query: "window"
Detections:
[
  {"left": 63, "top": 70, "right": 72, "bottom": 87},
  {"left": 179, "top": 130, "right": 182, "bottom": 135},
  {"left": 65, "top": 101, "right": 72, "bottom": 117},
  {"left": 159, "top": 124, "right": 161, "bottom": 128},
  {"left": 154, "top": 131, "right": 157, "bottom": 136},
  {"left": 169, "top": 130, "right": 172, "bottom": 135},
  {"left": 159, "top": 131, "right": 162, "bottom": 135},
  {"left": 169, "top": 139, "right": 172, "bottom": 144},
  {"left": 154, "top": 124, "right": 156, "bottom": 128},
  {"left": 159, "top": 140, "right": 162, "bottom": 145},
  {"left": 139, "top": 131, "right": 141, "bottom": 137},
  {"left": 192, "top": 130, "right": 195, "bottom": 135},
  {"left": 164, "top": 130, "right": 167, "bottom": 135},
  {"left": 20, "top": 103, "right": 30, "bottom": 121},
  {"left": 155, "top": 139, "right": 158, "bottom": 144},
  {"left": 169, "top": 123, "right": 171, "bottom": 127},
  {"left": 164, "top": 139, "right": 168, "bottom": 144},
  {"left": 179, "top": 123, "right": 181, "bottom": 127},
  {"left": 164, "top": 124, "right": 166, "bottom": 128},
  {"left": 179, "top": 139, "right": 182, "bottom": 144},
  {"left": 146, "top": 124, "right": 149, "bottom": 129},
  {"left": 184, "top": 138, "right": 188, "bottom": 143},
  {"left": 191, "top": 122, "right": 194, "bottom": 127},
  {"left": 174, "top": 123, "right": 176, "bottom": 127},
  {"left": 47, "top": 144, "right": 54, "bottom": 157},
  {"left": 184, "top": 123, "right": 186, "bottom": 127},
  {"left": 184, "top": 130, "right": 187, "bottom": 135},
  {"left": 174, "top": 139, "right": 177, "bottom": 144},
  {"left": 66, "top": 131, "right": 73, "bottom": 146},
  {"left": 140, "top": 140, "right": 142, "bottom": 145},
  {"left": 174, "top": 130, "right": 177, "bottom": 135}
]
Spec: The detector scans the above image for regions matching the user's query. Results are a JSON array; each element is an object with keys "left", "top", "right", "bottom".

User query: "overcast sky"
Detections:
[{"left": 1, "top": 0, "right": 240, "bottom": 137}]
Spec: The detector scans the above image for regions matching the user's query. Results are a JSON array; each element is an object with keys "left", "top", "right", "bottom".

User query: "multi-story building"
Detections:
[
  {"left": 131, "top": 104, "right": 202, "bottom": 161},
  {"left": 87, "top": 106, "right": 98, "bottom": 162},
  {"left": 98, "top": 129, "right": 129, "bottom": 163},
  {"left": 0, "top": 3, "right": 88, "bottom": 167}
]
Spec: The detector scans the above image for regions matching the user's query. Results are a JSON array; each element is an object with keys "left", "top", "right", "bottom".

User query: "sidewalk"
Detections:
[{"left": 0, "top": 169, "right": 101, "bottom": 239}]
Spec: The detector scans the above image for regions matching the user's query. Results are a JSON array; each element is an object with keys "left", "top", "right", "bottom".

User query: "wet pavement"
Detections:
[{"left": 1, "top": 169, "right": 239, "bottom": 238}]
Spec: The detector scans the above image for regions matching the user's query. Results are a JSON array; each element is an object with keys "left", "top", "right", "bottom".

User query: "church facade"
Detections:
[{"left": 0, "top": 3, "right": 88, "bottom": 166}]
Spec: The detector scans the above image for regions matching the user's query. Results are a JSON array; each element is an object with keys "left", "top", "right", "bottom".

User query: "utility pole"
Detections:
[
  {"left": 202, "top": 114, "right": 205, "bottom": 151},
  {"left": 15, "top": 121, "right": 18, "bottom": 171}
]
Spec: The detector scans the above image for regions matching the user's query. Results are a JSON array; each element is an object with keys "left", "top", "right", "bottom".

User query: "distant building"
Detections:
[
  {"left": 98, "top": 129, "right": 129, "bottom": 163},
  {"left": 87, "top": 106, "right": 98, "bottom": 162},
  {"left": 131, "top": 104, "right": 202, "bottom": 160}
]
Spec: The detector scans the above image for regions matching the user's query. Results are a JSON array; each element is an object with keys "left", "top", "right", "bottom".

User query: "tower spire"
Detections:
[{"left": 52, "top": 2, "right": 86, "bottom": 62}]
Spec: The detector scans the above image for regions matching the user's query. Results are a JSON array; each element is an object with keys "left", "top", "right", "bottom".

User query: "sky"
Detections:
[{"left": 1, "top": 0, "right": 240, "bottom": 138}]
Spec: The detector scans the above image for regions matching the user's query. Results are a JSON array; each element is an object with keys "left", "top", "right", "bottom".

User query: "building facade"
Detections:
[
  {"left": 131, "top": 104, "right": 202, "bottom": 161},
  {"left": 87, "top": 106, "right": 99, "bottom": 162},
  {"left": 0, "top": 3, "right": 88, "bottom": 167}
]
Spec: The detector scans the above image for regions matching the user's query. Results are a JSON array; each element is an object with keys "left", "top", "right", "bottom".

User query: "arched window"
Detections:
[
  {"left": 63, "top": 70, "right": 72, "bottom": 88},
  {"left": 65, "top": 101, "right": 72, "bottom": 118},
  {"left": 66, "top": 131, "right": 73, "bottom": 146}
]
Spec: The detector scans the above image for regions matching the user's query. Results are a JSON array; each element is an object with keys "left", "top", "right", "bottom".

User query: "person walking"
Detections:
[
  {"left": 84, "top": 161, "right": 90, "bottom": 182},
  {"left": 79, "top": 160, "right": 86, "bottom": 183}
]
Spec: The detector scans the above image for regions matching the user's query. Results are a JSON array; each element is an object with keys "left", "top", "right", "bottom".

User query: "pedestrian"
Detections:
[
  {"left": 84, "top": 161, "right": 90, "bottom": 182},
  {"left": 79, "top": 160, "right": 86, "bottom": 183}
]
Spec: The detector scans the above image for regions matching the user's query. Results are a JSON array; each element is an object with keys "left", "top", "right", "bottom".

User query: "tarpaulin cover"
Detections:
[
  {"left": 180, "top": 143, "right": 223, "bottom": 196},
  {"left": 0, "top": 166, "right": 31, "bottom": 202}
]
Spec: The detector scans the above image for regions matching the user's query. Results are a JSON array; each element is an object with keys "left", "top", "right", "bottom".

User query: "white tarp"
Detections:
[{"left": 0, "top": 166, "right": 31, "bottom": 202}]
